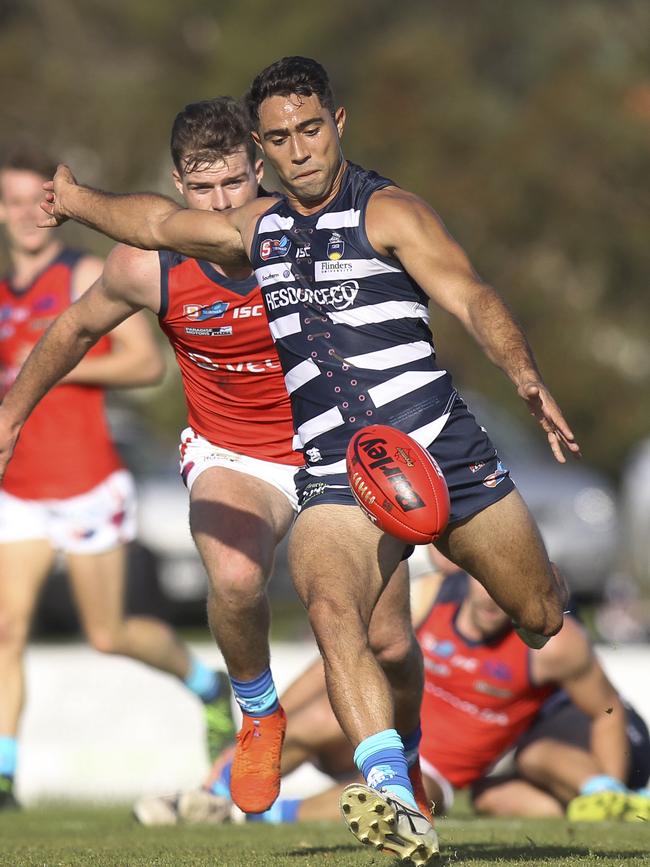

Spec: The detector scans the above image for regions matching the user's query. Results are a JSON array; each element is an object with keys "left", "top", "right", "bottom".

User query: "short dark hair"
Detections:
[
  {"left": 246, "top": 56, "right": 335, "bottom": 127},
  {"left": 170, "top": 97, "right": 256, "bottom": 174},
  {"left": 0, "top": 143, "right": 58, "bottom": 180}
]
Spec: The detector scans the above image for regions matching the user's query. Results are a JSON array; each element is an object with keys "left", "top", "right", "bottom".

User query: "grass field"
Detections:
[{"left": 0, "top": 805, "right": 647, "bottom": 867}]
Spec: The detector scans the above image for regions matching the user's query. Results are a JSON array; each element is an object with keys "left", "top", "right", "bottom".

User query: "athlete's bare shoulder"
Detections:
[
  {"left": 101, "top": 243, "right": 162, "bottom": 314},
  {"left": 366, "top": 186, "right": 446, "bottom": 256},
  {"left": 71, "top": 253, "right": 104, "bottom": 300}
]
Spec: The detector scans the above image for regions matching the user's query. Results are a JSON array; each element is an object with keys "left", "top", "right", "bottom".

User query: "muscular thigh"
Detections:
[
  {"left": 289, "top": 504, "right": 405, "bottom": 617},
  {"left": 436, "top": 488, "right": 554, "bottom": 615},
  {"left": 190, "top": 466, "right": 294, "bottom": 582}
]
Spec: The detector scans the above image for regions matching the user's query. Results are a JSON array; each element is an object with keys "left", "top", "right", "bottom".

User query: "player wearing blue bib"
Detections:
[{"left": 40, "top": 57, "right": 580, "bottom": 864}]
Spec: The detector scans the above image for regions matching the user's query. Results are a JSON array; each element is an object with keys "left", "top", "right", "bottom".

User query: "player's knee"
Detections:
[
  {"left": 306, "top": 596, "right": 363, "bottom": 646},
  {"left": 87, "top": 627, "right": 122, "bottom": 655},
  {"left": 371, "top": 630, "right": 416, "bottom": 670},
  {"left": 208, "top": 564, "right": 267, "bottom": 608},
  {"left": 515, "top": 739, "right": 555, "bottom": 776},
  {"left": 0, "top": 616, "right": 30, "bottom": 655}
]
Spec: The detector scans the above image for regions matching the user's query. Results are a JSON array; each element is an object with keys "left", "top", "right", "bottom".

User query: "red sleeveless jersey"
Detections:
[
  {"left": 0, "top": 249, "right": 123, "bottom": 500},
  {"left": 158, "top": 252, "right": 301, "bottom": 465},
  {"left": 417, "top": 573, "right": 554, "bottom": 787}
]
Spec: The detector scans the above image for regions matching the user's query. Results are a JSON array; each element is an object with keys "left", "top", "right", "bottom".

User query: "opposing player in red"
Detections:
[
  {"left": 0, "top": 102, "right": 303, "bottom": 814},
  {"left": 0, "top": 146, "right": 233, "bottom": 809}
]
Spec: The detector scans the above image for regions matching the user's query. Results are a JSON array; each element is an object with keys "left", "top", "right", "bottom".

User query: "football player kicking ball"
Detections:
[
  {"left": 192, "top": 554, "right": 650, "bottom": 826},
  {"left": 0, "top": 101, "right": 305, "bottom": 814},
  {"left": 39, "top": 57, "right": 583, "bottom": 863},
  {"left": 0, "top": 145, "right": 233, "bottom": 808}
]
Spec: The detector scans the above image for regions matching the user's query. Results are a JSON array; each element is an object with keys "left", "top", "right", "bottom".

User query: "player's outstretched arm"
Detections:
[
  {"left": 367, "top": 189, "right": 581, "bottom": 463},
  {"left": 532, "top": 617, "right": 629, "bottom": 783},
  {"left": 0, "top": 244, "right": 163, "bottom": 481},
  {"left": 39, "top": 164, "right": 252, "bottom": 266}
]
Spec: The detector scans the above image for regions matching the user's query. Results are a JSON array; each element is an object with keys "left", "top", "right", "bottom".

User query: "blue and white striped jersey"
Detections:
[{"left": 250, "top": 162, "right": 457, "bottom": 477}]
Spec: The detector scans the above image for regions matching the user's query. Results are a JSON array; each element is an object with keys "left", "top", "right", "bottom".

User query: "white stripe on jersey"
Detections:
[
  {"left": 407, "top": 412, "right": 451, "bottom": 448},
  {"left": 314, "top": 258, "right": 401, "bottom": 282},
  {"left": 269, "top": 312, "right": 302, "bottom": 341},
  {"left": 315, "top": 209, "right": 360, "bottom": 230},
  {"left": 305, "top": 458, "right": 348, "bottom": 477},
  {"left": 328, "top": 300, "right": 429, "bottom": 327},
  {"left": 368, "top": 370, "right": 448, "bottom": 408},
  {"left": 258, "top": 214, "right": 295, "bottom": 234},
  {"left": 345, "top": 340, "right": 433, "bottom": 371},
  {"left": 284, "top": 359, "right": 321, "bottom": 394},
  {"left": 255, "top": 263, "right": 298, "bottom": 286},
  {"left": 295, "top": 406, "right": 345, "bottom": 447}
]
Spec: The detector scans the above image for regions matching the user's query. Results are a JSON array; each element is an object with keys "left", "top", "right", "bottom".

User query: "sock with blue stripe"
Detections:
[
  {"left": 230, "top": 668, "right": 279, "bottom": 718},
  {"left": 184, "top": 657, "right": 220, "bottom": 703},
  {"left": 0, "top": 737, "right": 17, "bottom": 779},
  {"left": 402, "top": 724, "right": 422, "bottom": 769},
  {"left": 247, "top": 798, "right": 302, "bottom": 823},
  {"left": 354, "top": 728, "right": 416, "bottom": 809}
]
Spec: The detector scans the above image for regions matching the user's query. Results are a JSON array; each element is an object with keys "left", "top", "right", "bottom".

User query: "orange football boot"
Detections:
[
  {"left": 409, "top": 758, "right": 434, "bottom": 820},
  {"left": 229, "top": 705, "right": 286, "bottom": 813}
]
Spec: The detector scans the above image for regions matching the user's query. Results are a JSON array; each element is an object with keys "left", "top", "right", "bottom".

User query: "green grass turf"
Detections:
[{"left": 0, "top": 805, "right": 648, "bottom": 866}]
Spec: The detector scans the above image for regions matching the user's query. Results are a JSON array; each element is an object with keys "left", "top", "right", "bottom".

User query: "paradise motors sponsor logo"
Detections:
[{"left": 265, "top": 280, "right": 359, "bottom": 312}]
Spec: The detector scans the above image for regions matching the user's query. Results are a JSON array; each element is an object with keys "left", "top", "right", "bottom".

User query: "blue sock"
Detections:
[
  {"left": 184, "top": 657, "right": 219, "bottom": 702},
  {"left": 402, "top": 724, "right": 422, "bottom": 769},
  {"left": 247, "top": 798, "right": 302, "bottom": 823},
  {"left": 230, "top": 668, "right": 279, "bottom": 718},
  {"left": 0, "top": 737, "right": 17, "bottom": 778},
  {"left": 354, "top": 729, "right": 416, "bottom": 809},
  {"left": 209, "top": 758, "right": 232, "bottom": 798}
]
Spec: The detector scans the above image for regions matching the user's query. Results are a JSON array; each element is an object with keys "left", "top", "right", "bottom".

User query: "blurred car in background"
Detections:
[{"left": 34, "top": 394, "right": 619, "bottom": 636}]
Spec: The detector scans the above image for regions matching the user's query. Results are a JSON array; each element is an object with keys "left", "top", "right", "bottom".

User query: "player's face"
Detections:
[
  {"left": 466, "top": 577, "right": 511, "bottom": 638},
  {"left": 253, "top": 93, "right": 346, "bottom": 207},
  {"left": 173, "top": 146, "right": 262, "bottom": 212},
  {"left": 0, "top": 168, "right": 54, "bottom": 254}
]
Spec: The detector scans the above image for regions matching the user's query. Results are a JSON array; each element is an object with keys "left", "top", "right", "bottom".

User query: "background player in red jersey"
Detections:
[
  {"left": 0, "top": 102, "right": 304, "bottom": 814},
  {"left": 0, "top": 146, "right": 236, "bottom": 808},
  {"left": 185, "top": 550, "right": 649, "bottom": 825}
]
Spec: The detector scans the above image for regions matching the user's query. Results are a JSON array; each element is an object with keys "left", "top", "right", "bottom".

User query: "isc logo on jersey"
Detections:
[{"left": 260, "top": 235, "right": 292, "bottom": 261}]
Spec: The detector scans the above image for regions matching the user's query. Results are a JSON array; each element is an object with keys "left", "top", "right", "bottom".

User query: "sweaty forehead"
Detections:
[
  {"left": 181, "top": 147, "right": 251, "bottom": 184},
  {"left": 258, "top": 93, "right": 327, "bottom": 129}
]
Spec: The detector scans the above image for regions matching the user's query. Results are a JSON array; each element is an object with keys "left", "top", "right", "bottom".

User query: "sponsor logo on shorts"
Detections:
[
  {"left": 185, "top": 326, "right": 233, "bottom": 336},
  {"left": 184, "top": 301, "right": 229, "bottom": 321},
  {"left": 265, "top": 280, "right": 359, "bottom": 312},
  {"left": 483, "top": 460, "right": 508, "bottom": 488},
  {"left": 301, "top": 481, "right": 328, "bottom": 505},
  {"left": 327, "top": 231, "right": 345, "bottom": 260},
  {"left": 260, "top": 235, "right": 291, "bottom": 261},
  {"left": 468, "top": 461, "right": 486, "bottom": 474}
]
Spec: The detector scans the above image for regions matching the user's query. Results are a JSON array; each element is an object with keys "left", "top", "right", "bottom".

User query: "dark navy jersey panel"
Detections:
[{"left": 251, "top": 161, "right": 456, "bottom": 471}]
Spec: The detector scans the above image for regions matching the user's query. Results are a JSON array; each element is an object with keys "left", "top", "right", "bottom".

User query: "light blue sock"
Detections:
[
  {"left": 230, "top": 668, "right": 279, "bottom": 718},
  {"left": 0, "top": 737, "right": 17, "bottom": 778},
  {"left": 184, "top": 657, "right": 219, "bottom": 703},
  {"left": 354, "top": 729, "right": 416, "bottom": 809},
  {"left": 247, "top": 798, "right": 302, "bottom": 823},
  {"left": 580, "top": 775, "right": 627, "bottom": 795}
]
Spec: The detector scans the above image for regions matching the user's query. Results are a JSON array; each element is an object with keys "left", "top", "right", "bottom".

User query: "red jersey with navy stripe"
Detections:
[
  {"left": 417, "top": 573, "right": 554, "bottom": 787},
  {"left": 158, "top": 252, "right": 301, "bottom": 465},
  {"left": 0, "top": 249, "right": 123, "bottom": 499}
]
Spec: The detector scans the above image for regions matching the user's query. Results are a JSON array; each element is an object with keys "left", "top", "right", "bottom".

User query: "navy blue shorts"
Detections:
[{"left": 295, "top": 393, "right": 515, "bottom": 531}]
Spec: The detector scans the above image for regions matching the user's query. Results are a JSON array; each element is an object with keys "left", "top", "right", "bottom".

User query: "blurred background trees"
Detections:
[{"left": 1, "top": 0, "right": 648, "bottom": 478}]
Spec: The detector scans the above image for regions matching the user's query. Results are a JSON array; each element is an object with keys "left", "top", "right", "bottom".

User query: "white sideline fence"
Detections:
[{"left": 15, "top": 642, "right": 650, "bottom": 804}]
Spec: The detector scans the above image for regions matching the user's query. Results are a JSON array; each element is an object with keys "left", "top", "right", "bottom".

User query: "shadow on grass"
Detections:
[{"left": 444, "top": 842, "right": 649, "bottom": 863}]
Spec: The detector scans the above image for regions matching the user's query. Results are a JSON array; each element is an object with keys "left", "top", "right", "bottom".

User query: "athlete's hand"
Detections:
[
  {"left": 518, "top": 381, "right": 581, "bottom": 463},
  {"left": 38, "top": 164, "right": 78, "bottom": 228}
]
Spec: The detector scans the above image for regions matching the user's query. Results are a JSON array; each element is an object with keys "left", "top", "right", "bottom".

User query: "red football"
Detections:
[{"left": 346, "top": 424, "right": 450, "bottom": 544}]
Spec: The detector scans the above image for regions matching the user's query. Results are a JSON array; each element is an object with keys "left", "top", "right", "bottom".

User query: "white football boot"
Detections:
[{"left": 340, "top": 783, "right": 439, "bottom": 864}]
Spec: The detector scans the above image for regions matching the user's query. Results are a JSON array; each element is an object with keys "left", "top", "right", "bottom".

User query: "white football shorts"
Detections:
[
  {"left": 179, "top": 427, "right": 300, "bottom": 512},
  {"left": 0, "top": 469, "right": 137, "bottom": 554}
]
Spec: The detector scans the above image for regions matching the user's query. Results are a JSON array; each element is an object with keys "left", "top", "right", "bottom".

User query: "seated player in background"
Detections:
[
  {"left": 0, "top": 100, "right": 306, "bottom": 814},
  {"left": 144, "top": 547, "right": 650, "bottom": 824},
  {"left": 0, "top": 146, "right": 234, "bottom": 809}
]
